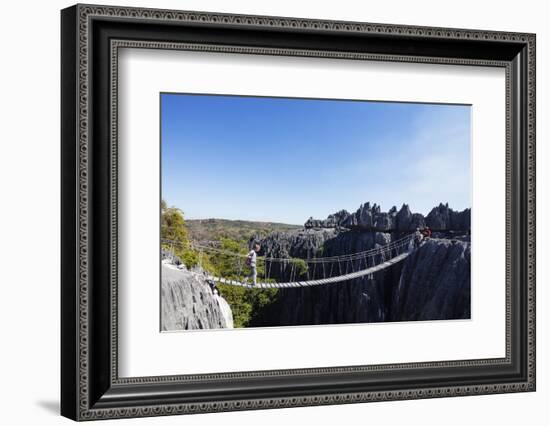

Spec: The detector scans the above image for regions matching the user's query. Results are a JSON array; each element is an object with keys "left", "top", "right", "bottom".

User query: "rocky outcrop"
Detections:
[
  {"left": 161, "top": 264, "right": 233, "bottom": 331},
  {"left": 395, "top": 204, "right": 426, "bottom": 231},
  {"left": 161, "top": 248, "right": 183, "bottom": 266},
  {"left": 391, "top": 239, "right": 470, "bottom": 321},
  {"left": 258, "top": 227, "right": 392, "bottom": 283},
  {"left": 426, "top": 203, "right": 471, "bottom": 231},
  {"left": 304, "top": 202, "right": 469, "bottom": 232},
  {"left": 259, "top": 228, "right": 338, "bottom": 260},
  {"left": 304, "top": 210, "right": 350, "bottom": 229},
  {"left": 250, "top": 237, "right": 470, "bottom": 326},
  {"left": 215, "top": 294, "right": 234, "bottom": 328},
  {"left": 342, "top": 202, "right": 396, "bottom": 230}
]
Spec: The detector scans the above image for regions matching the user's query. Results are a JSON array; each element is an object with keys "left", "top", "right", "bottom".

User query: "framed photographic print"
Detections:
[{"left": 61, "top": 4, "right": 536, "bottom": 421}]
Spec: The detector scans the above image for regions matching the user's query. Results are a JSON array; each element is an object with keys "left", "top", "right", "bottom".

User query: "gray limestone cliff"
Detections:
[
  {"left": 391, "top": 239, "right": 470, "bottom": 321},
  {"left": 161, "top": 264, "right": 233, "bottom": 331},
  {"left": 251, "top": 213, "right": 470, "bottom": 326}
]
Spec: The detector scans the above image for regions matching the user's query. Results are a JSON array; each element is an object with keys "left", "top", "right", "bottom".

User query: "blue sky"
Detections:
[{"left": 161, "top": 93, "right": 471, "bottom": 225}]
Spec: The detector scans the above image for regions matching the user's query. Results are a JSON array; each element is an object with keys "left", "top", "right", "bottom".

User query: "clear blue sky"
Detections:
[{"left": 161, "top": 93, "right": 471, "bottom": 225}]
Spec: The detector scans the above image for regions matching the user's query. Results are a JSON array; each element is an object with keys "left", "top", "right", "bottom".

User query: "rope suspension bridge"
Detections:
[{"left": 162, "top": 233, "right": 418, "bottom": 289}]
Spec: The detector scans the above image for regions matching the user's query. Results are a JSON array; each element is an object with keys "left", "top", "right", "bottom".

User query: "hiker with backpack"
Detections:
[{"left": 243, "top": 241, "right": 261, "bottom": 287}]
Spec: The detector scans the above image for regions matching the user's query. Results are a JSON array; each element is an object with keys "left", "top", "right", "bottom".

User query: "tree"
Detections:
[
  {"left": 159, "top": 203, "right": 281, "bottom": 327},
  {"left": 161, "top": 201, "right": 189, "bottom": 246},
  {"left": 161, "top": 199, "right": 201, "bottom": 268}
]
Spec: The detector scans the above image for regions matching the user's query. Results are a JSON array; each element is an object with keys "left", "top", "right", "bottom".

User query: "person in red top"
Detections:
[{"left": 422, "top": 226, "right": 432, "bottom": 239}]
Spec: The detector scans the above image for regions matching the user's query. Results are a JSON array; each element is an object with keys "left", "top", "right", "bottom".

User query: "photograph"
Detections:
[
  {"left": 160, "top": 93, "right": 472, "bottom": 331},
  {"left": 57, "top": 3, "right": 536, "bottom": 420}
]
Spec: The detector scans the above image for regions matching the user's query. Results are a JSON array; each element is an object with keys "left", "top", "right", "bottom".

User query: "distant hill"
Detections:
[{"left": 186, "top": 218, "right": 302, "bottom": 244}]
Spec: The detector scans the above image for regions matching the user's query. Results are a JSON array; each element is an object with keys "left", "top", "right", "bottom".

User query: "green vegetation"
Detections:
[
  {"left": 161, "top": 201, "right": 208, "bottom": 269},
  {"left": 161, "top": 200, "right": 188, "bottom": 246},
  {"left": 161, "top": 200, "right": 281, "bottom": 328},
  {"left": 217, "top": 282, "right": 279, "bottom": 328},
  {"left": 186, "top": 218, "right": 301, "bottom": 243},
  {"left": 289, "top": 258, "right": 309, "bottom": 278}
]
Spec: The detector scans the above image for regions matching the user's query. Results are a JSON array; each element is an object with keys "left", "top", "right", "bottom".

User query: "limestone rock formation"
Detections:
[
  {"left": 341, "top": 202, "right": 397, "bottom": 230},
  {"left": 395, "top": 204, "right": 426, "bottom": 231},
  {"left": 304, "top": 201, "right": 469, "bottom": 232},
  {"left": 304, "top": 210, "right": 350, "bottom": 229},
  {"left": 391, "top": 238, "right": 470, "bottom": 321},
  {"left": 259, "top": 228, "right": 338, "bottom": 259},
  {"left": 426, "top": 203, "right": 471, "bottom": 231},
  {"left": 161, "top": 248, "right": 184, "bottom": 267},
  {"left": 250, "top": 236, "right": 470, "bottom": 326},
  {"left": 161, "top": 264, "right": 233, "bottom": 331}
]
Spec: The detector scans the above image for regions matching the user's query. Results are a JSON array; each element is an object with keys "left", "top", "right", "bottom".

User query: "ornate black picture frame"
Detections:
[{"left": 61, "top": 3, "right": 536, "bottom": 421}]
